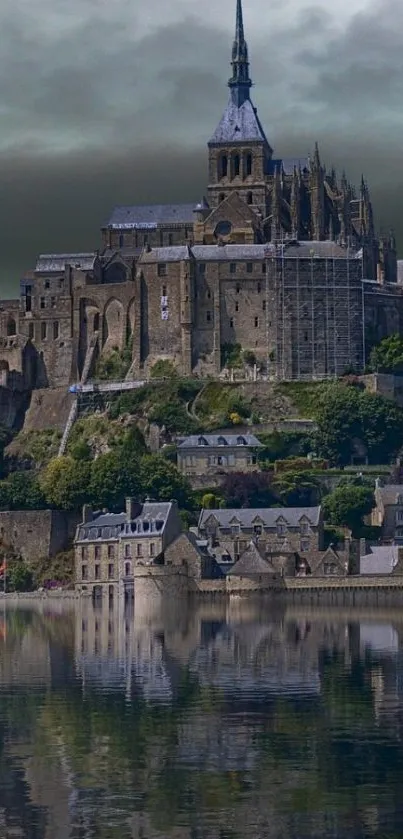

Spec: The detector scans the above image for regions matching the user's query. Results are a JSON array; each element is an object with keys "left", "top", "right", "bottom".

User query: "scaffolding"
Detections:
[{"left": 267, "top": 242, "right": 365, "bottom": 381}]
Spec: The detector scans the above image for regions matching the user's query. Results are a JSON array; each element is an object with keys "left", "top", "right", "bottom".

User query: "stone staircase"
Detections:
[
  {"left": 80, "top": 333, "right": 99, "bottom": 385},
  {"left": 58, "top": 399, "right": 78, "bottom": 456}
]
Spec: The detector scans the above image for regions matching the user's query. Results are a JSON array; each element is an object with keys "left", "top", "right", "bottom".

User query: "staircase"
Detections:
[
  {"left": 80, "top": 333, "right": 99, "bottom": 385},
  {"left": 58, "top": 399, "right": 78, "bottom": 456}
]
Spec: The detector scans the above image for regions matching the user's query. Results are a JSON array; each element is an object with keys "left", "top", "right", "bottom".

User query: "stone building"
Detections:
[
  {"left": 0, "top": 0, "right": 401, "bottom": 389},
  {"left": 198, "top": 505, "right": 323, "bottom": 563},
  {"left": 74, "top": 498, "right": 182, "bottom": 595},
  {"left": 0, "top": 509, "right": 76, "bottom": 563},
  {"left": 371, "top": 483, "right": 403, "bottom": 543},
  {"left": 176, "top": 433, "right": 262, "bottom": 477}
]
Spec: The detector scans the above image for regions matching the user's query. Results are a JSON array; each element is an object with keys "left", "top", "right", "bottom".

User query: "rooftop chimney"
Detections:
[
  {"left": 125, "top": 497, "right": 142, "bottom": 522},
  {"left": 82, "top": 504, "right": 93, "bottom": 524}
]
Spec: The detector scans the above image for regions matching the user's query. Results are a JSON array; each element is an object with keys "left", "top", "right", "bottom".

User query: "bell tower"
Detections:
[{"left": 207, "top": 0, "right": 272, "bottom": 219}]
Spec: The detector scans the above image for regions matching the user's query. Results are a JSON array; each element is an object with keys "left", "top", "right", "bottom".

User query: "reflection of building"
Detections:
[
  {"left": 74, "top": 498, "right": 182, "bottom": 595},
  {"left": 176, "top": 433, "right": 262, "bottom": 477}
]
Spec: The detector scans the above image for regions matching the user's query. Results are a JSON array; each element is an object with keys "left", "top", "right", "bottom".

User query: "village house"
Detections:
[
  {"left": 198, "top": 505, "right": 324, "bottom": 567},
  {"left": 74, "top": 498, "right": 182, "bottom": 596},
  {"left": 371, "top": 482, "right": 403, "bottom": 543},
  {"left": 176, "top": 433, "right": 262, "bottom": 478},
  {"left": 360, "top": 545, "right": 403, "bottom": 575}
]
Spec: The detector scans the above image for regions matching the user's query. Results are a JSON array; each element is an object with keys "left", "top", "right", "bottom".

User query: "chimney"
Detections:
[
  {"left": 82, "top": 504, "right": 93, "bottom": 524},
  {"left": 125, "top": 497, "right": 142, "bottom": 522}
]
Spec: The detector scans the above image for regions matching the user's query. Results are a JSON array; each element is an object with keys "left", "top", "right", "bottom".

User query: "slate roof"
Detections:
[
  {"left": 377, "top": 485, "right": 403, "bottom": 506},
  {"left": 198, "top": 506, "right": 321, "bottom": 530},
  {"left": 192, "top": 244, "right": 267, "bottom": 260},
  {"left": 267, "top": 158, "right": 310, "bottom": 176},
  {"left": 228, "top": 541, "right": 275, "bottom": 576},
  {"left": 139, "top": 246, "right": 191, "bottom": 263},
  {"left": 76, "top": 502, "right": 173, "bottom": 541},
  {"left": 106, "top": 204, "right": 196, "bottom": 229},
  {"left": 264, "top": 241, "right": 359, "bottom": 259},
  {"left": 360, "top": 546, "right": 399, "bottom": 575},
  {"left": 209, "top": 97, "right": 271, "bottom": 146},
  {"left": 178, "top": 434, "right": 262, "bottom": 449},
  {"left": 35, "top": 253, "right": 96, "bottom": 273}
]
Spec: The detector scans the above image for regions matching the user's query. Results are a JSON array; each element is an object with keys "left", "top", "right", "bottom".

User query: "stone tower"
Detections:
[{"left": 207, "top": 0, "right": 273, "bottom": 219}]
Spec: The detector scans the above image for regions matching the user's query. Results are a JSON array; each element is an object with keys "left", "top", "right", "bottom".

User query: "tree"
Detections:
[
  {"left": 90, "top": 451, "right": 142, "bottom": 510},
  {"left": 369, "top": 334, "right": 403, "bottom": 374},
  {"left": 314, "top": 383, "right": 403, "bottom": 465},
  {"left": 7, "top": 563, "right": 34, "bottom": 592},
  {"left": 39, "top": 456, "right": 91, "bottom": 510},
  {"left": 139, "top": 455, "right": 193, "bottom": 509},
  {"left": 220, "top": 471, "right": 276, "bottom": 509},
  {"left": 0, "top": 471, "right": 46, "bottom": 510},
  {"left": 322, "top": 484, "right": 375, "bottom": 536},
  {"left": 273, "top": 470, "right": 320, "bottom": 506}
]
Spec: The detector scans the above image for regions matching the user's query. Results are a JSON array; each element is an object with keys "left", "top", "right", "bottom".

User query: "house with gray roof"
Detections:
[
  {"left": 198, "top": 505, "right": 323, "bottom": 564},
  {"left": 360, "top": 545, "right": 403, "bottom": 575},
  {"left": 177, "top": 433, "right": 262, "bottom": 479},
  {"left": 371, "top": 483, "right": 403, "bottom": 543},
  {"left": 74, "top": 497, "right": 182, "bottom": 595}
]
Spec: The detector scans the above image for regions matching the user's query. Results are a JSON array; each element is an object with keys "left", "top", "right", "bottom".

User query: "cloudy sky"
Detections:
[{"left": 1, "top": 0, "right": 403, "bottom": 291}]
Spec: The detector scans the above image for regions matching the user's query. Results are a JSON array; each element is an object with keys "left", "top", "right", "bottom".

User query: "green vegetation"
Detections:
[
  {"left": 196, "top": 382, "right": 253, "bottom": 429},
  {"left": 109, "top": 379, "right": 202, "bottom": 435},
  {"left": 221, "top": 342, "right": 243, "bottom": 368},
  {"left": 6, "top": 428, "right": 61, "bottom": 469},
  {"left": 0, "top": 471, "right": 46, "bottom": 510},
  {"left": 274, "top": 381, "right": 329, "bottom": 417},
  {"left": 369, "top": 333, "right": 403, "bottom": 374},
  {"left": 94, "top": 338, "right": 133, "bottom": 381},
  {"left": 150, "top": 359, "right": 178, "bottom": 379},
  {"left": 322, "top": 483, "right": 375, "bottom": 537},
  {"left": 258, "top": 430, "right": 313, "bottom": 463}
]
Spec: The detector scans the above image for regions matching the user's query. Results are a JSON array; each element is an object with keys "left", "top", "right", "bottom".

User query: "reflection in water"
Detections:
[{"left": 1, "top": 598, "right": 403, "bottom": 837}]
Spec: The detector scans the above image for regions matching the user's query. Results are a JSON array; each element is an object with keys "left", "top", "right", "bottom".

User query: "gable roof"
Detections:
[
  {"left": 209, "top": 97, "right": 271, "bottom": 146},
  {"left": 106, "top": 204, "right": 196, "bottom": 229},
  {"left": 360, "top": 546, "right": 399, "bottom": 575},
  {"left": 198, "top": 506, "right": 321, "bottom": 530},
  {"left": 35, "top": 253, "right": 96, "bottom": 273},
  {"left": 178, "top": 434, "right": 262, "bottom": 449},
  {"left": 227, "top": 541, "right": 275, "bottom": 576},
  {"left": 376, "top": 485, "right": 403, "bottom": 506}
]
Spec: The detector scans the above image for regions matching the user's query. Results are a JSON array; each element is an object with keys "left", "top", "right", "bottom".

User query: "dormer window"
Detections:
[
  {"left": 156, "top": 520, "right": 163, "bottom": 531},
  {"left": 397, "top": 495, "right": 403, "bottom": 505},
  {"left": 198, "top": 436, "right": 208, "bottom": 446},
  {"left": 237, "top": 436, "right": 247, "bottom": 446},
  {"left": 217, "top": 436, "right": 228, "bottom": 446},
  {"left": 277, "top": 522, "right": 286, "bottom": 536},
  {"left": 143, "top": 520, "right": 150, "bottom": 532}
]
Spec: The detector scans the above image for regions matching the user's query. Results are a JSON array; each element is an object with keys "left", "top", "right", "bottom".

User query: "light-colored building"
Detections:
[
  {"left": 198, "top": 505, "right": 323, "bottom": 564},
  {"left": 360, "top": 545, "right": 403, "bottom": 575},
  {"left": 177, "top": 433, "right": 262, "bottom": 477},
  {"left": 74, "top": 498, "right": 182, "bottom": 595},
  {"left": 371, "top": 483, "right": 403, "bottom": 543}
]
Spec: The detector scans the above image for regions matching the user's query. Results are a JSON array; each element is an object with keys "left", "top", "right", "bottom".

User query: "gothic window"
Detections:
[
  {"left": 233, "top": 154, "right": 240, "bottom": 177},
  {"left": 28, "top": 323, "right": 34, "bottom": 339},
  {"left": 206, "top": 311, "right": 211, "bottom": 322},
  {"left": 230, "top": 317, "right": 234, "bottom": 328},
  {"left": 6, "top": 318, "right": 16, "bottom": 336},
  {"left": 93, "top": 313, "right": 100, "bottom": 332},
  {"left": 41, "top": 322, "right": 47, "bottom": 340},
  {"left": 247, "top": 191, "right": 253, "bottom": 205},
  {"left": 254, "top": 317, "right": 259, "bottom": 327},
  {"left": 257, "top": 282, "right": 261, "bottom": 293},
  {"left": 53, "top": 321, "right": 59, "bottom": 340},
  {"left": 262, "top": 300, "right": 266, "bottom": 311},
  {"left": 235, "top": 302, "right": 239, "bottom": 312},
  {"left": 246, "top": 153, "right": 252, "bottom": 176},
  {"left": 220, "top": 155, "right": 228, "bottom": 178}
]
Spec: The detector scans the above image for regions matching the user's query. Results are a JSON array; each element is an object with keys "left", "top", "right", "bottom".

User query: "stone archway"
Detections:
[{"left": 78, "top": 297, "right": 101, "bottom": 379}]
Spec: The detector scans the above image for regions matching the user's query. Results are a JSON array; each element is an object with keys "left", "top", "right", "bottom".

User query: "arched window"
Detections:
[
  {"left": 6, "top": 318, "right": 16, "bottom": 336},
  {"left": 233, "top": 154, "right": 240, "bottom": 177},
  {"left": 93, "top": 313, "right": 100, "bottom": 332},
  {"left": 125, "top": 562, "right": 131, "bottom": 577},
  {"left": 247, "top": 191, "right": 253, "bottom": 205},
  {"left": 246, "top": 153, "right": 252, "bottom": 176},
  {"left": 221, "top": 155, "right": 228, "bottom": 178}
]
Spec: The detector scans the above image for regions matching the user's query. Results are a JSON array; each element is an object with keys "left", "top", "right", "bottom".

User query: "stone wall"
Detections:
[{"left": 0, "top": 509, "right": 77, "bottom": 563}]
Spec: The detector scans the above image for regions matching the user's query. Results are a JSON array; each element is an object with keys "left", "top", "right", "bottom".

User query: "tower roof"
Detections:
[{"left": 209, "top": 0, "right": 271, "bottom": 148}]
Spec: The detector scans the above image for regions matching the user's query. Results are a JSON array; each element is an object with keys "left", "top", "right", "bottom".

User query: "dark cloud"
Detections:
[{"left": 0, "top": 0, "right": 403, "bottom": 294}]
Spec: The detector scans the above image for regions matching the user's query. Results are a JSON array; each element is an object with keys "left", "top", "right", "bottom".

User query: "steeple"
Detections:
[{"left": 228, "top": 0, "right": 252, "bottom": 107}]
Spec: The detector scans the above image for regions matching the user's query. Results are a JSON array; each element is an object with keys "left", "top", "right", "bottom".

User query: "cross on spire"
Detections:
[{"left": 228, "top": 0, "right": 252, "bottom": 107}]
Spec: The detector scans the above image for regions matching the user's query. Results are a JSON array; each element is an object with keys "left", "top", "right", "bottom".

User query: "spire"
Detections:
[{"left": 228, "top": 0, "right": 252, "bottom": 107}]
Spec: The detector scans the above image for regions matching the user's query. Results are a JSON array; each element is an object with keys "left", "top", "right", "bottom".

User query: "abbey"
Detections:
[{"left": 0, "top": 0, "right": 401, "bottom": 388}]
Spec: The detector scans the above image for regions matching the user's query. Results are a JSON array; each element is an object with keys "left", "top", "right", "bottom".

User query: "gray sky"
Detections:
[{"left": 1, "top": 0, "right": 403, "bottom": 291}]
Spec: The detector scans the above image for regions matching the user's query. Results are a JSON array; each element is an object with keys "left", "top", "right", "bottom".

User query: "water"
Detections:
[{"left": 1, "top": 597, "right": 403, "bottom": 838}]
